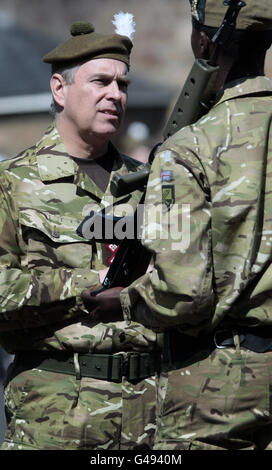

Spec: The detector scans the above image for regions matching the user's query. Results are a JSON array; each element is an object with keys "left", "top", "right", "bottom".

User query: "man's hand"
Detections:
[{"left": 81, "top": 286, "right": 123, "bottom": 322}]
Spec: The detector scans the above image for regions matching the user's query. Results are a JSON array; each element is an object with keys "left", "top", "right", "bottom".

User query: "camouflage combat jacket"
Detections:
[
  {"left": 121, "top": 76, "right": 272, "bottom": 336},
  {"left": 0, "top": 123, "right": 158, "bottom": 353}
]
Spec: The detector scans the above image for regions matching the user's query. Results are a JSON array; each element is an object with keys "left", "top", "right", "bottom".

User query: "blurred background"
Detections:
[
  {"left": 0, "top": 0, "right": 272, "bottom": 446},
  {"left": 0, "top": 0, "right": 195, "bottom": 162},
  {"left": 0, "top": 0, "right": 272, "bottom": 161}
]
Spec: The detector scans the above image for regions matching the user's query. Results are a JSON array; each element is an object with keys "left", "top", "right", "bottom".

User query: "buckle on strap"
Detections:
[
  {"left": 117, "top": 352, "right": 161, "bottom": 381},
  {"left": 214, "top": 330, "right": 232, "bottom": 349},
  {"left": 13, "top": 350, "right": 161, "bottom": 382},
  {"left": 79, "top": 352, "right": 160, "bottom": 381},
  {"left": 214, "top": 329, "right": 245, "bottom": 349}
]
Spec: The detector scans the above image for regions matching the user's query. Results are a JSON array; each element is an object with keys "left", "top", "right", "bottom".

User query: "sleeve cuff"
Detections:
[
  {"left": 71, "top": 269, "right": 100, "bottom": 316},
  {"left": 71, "top": 269, "right": 100, "bottom": 294}
]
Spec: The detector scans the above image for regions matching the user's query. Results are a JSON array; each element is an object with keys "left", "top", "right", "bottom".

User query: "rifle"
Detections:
[
  {"left": 110, "top": 0, "right": 246, "bottom": 198},
  {"left": 77, "top": 192, "right": 151, "bottom": 295},
  {"left": 91, "top": 0, "right": 246, "bottom": 293}
]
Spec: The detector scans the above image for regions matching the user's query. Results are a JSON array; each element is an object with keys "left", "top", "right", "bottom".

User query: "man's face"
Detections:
[{"left": 60, "top": 58, "right": 129, "bottom": 142}]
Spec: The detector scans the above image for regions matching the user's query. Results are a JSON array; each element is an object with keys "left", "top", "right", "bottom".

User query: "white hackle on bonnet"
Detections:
[{"left": 112, "top": 11, "right": 136, "bottom": 41}]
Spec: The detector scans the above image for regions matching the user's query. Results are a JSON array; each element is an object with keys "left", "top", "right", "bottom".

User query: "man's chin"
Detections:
[{"left": 96, "top": 125, "right": 120, "bottom": 138}]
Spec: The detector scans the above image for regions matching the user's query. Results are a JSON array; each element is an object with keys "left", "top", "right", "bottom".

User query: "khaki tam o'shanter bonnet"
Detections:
[{"left": 43, "top": 11, "right": 136, "bottom": 67}]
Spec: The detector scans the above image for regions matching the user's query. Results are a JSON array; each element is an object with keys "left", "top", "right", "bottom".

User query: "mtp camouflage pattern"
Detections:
[
  {"left": 0, "top": 122, "right": 158, "bottom": 450},
  {"left": 189, "top": 0, "right": 272, "bottom": 31},
  {"left": 2, "top": 368, "right": 156, "bottom": 450},
  {"left": 121, "top": 76, "right": 272, "bottom": 449},
  {"left": 122, "top": 76, "right": 272, "bottom": 335},
  {"left": 154, "top": 346, "right": 272, "bottom": 450}
]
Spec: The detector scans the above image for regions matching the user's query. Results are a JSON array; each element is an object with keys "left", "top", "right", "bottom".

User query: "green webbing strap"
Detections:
[{"left": 12, "top": 351, "right": 162, "bottom": 382}]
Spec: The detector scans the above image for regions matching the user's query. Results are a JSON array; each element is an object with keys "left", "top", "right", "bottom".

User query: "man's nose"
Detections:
[{"left": 107, "top": 81, "right": 122, "bottom": 100}]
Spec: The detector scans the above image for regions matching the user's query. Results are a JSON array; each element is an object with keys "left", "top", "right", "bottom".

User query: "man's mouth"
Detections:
[{"left": 101, "top": 109, "right": 119, "bottom": 117}]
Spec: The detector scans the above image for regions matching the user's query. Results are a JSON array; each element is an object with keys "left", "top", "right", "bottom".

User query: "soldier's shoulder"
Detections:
[
  {"left": 0, "top": 144, "right": 37, "bottom": 178},
  {"left": 160, "top": 102, "right": 224, "bottom": 158}
]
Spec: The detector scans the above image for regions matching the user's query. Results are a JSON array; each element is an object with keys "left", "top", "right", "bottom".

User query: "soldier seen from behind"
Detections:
[{"left": 85, "top": 0, "right": 272, "bottom": 450}]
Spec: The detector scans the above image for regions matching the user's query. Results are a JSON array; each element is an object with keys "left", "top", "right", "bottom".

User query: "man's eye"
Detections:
[
  {"left": 93, "top": 79, "right": 106, "bottom": 85},
  {"left": 119, "top": 82, "right": 128, "bottom": 91},
  {"left": 91, "top": 78, "right": 109, "bottom": 86}
]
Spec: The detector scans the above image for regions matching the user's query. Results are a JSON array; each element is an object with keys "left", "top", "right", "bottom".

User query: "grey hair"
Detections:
[{"left": 50, "top": 62, "right": 81, "bottom": 116}]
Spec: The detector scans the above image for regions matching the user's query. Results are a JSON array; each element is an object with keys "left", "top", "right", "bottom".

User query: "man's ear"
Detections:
[{"left": 50, "top": 73, "right": 66, "bottom": 108}]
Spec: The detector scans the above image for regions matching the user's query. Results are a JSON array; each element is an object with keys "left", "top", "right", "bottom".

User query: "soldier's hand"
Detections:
[{"left": 81, "top": 286, "right": 123, "bottom": 322}]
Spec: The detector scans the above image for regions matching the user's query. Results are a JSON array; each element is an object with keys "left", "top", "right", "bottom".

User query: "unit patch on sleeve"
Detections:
[
  {"left": 101, "top": 243, "right": 119, "bottom": 266},
  {"left": 160, "top": 170, "right": 173, "bottom": 182},
  {"left": 162, "top": 185, "right": 175, "bottom": 209}
]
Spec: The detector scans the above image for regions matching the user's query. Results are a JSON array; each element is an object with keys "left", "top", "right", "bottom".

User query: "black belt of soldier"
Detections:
[
  {"left": 166, "top": 327, "right": 272, "bottom": 364},
  {"left": 10, "top": 328, "right": 272, "bottom": 381},
  {"left": 11, "top": 350, "right": 162, "bottom": 383}
]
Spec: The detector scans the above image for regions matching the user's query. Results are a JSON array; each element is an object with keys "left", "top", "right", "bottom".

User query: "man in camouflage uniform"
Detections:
[
  {"left": 89, "top": 0, "right": 272, "bottom": 450},
  {"left": 0, "top": 16, "right": 160, "bottom": 450}
]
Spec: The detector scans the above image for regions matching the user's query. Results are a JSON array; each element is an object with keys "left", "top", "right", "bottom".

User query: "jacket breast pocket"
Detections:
[{"left": 19, "top": 209, "right": 93, "bottom": 271}]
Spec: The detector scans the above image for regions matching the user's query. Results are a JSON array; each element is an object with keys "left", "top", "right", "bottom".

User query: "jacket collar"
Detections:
[
  {"left": 36, "top": 122, "right": 76, "bottom": 181},
  {"left": 214, "top": 76, "right": 272, "bottom": 108},
  {"left": 35, "top": 122, "right": 142, "bottom": 203}
]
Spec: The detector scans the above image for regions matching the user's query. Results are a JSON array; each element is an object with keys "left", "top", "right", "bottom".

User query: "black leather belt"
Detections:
[
  {"left": 167, "top": 327, "right": 272, "bottom": 364},
  {"left": 214, "top": 328, "right": 272, "bottom": 353},
  {"left": 11, "top": 350, "right": 161, "bottom": 383}
]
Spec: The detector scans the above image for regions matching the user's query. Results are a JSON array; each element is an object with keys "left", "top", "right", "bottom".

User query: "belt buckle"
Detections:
[
  {"left": 120, "top": 353, "right": 130, "bottom": 378},
  {"left": 119, "top": 353, "right": 141, "bottom": 381}
]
